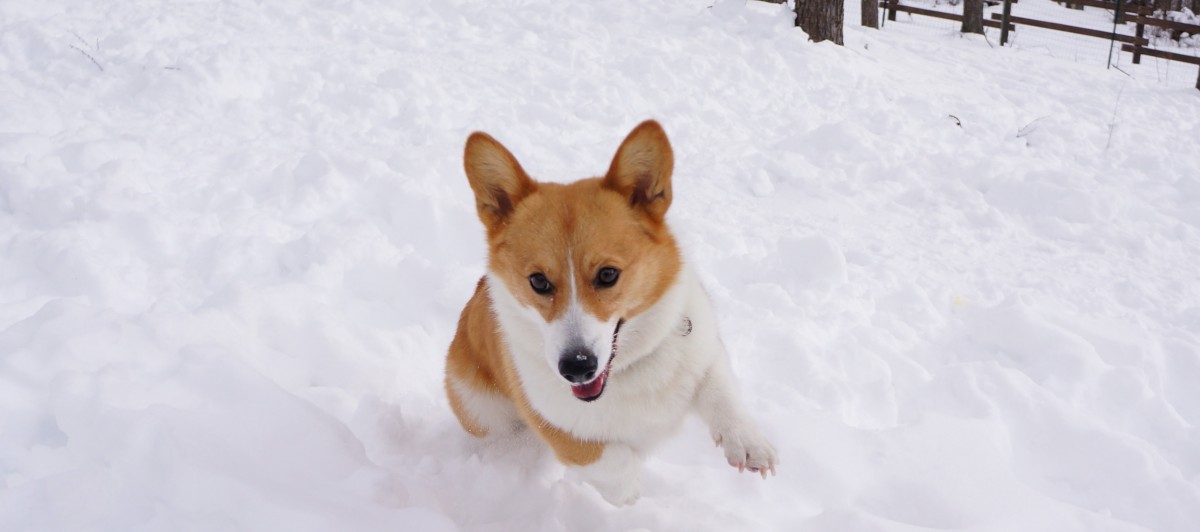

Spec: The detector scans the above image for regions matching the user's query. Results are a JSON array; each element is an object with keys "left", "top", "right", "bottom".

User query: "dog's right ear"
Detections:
[{"left": 464, "top": 132, "right": 537, "bottom": 232}]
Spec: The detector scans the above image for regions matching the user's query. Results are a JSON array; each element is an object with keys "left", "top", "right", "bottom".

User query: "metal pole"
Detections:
[
  {"left": 1000, "top": 0, "right": 1013, "bottom": 46},
  {"left": 1107, "top": 0, "right": 1124, "bottom": 69}
]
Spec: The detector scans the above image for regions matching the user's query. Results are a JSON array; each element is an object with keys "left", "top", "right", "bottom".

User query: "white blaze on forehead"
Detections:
[
  {"left": 542, "top": 248, "right": 617, "bottom": 374},
  {"left": 566, "top": 248, "right": 578, "bottom": 333},
  {"left": 545, "top": 249, "right": 583, "bottom": 353}
]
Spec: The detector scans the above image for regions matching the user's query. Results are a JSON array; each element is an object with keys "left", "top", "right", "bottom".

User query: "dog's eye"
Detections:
[
  {"left": 528, "top": 273, "right": 554, "bottom": 295},
  {"left": 595, "top": 267, "right": 620, "bottom": 288}
]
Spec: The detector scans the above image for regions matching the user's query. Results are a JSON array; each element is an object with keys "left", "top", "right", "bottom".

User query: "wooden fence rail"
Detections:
[
  {"left": 1120, "top": 44, "right": 1200, "bottom": 65},
  {"left": 1060, "top": 0, "right": 1150, "bottom": 21},
  {"left": 987, "top": 13, "right": 1149, "bottom": 44},
  {"left": 1136, "top": 13, "right": 1200, "bottom": 34},
  {"left": 881, "top": 2, "right": 1015, "bottom": 31},
  {"left": 1127, "top": 14, "right": 1200, "bottom": 64},
  {"left": 1065, "top": 0, "right": 1146, "bottom": 11}
]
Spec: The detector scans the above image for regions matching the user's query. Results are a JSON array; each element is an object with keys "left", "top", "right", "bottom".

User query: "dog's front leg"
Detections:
[
  {"left": 566, "top": 443, "right": 642, "bottom": 505},
  {"left": 522, "top": 408, "right": 642, "bottom": 505},
  {"left": 693, "top": 359, "right": 778, "bottom": 477}
]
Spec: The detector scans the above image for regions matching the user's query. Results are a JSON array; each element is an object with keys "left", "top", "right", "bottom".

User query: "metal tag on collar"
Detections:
[{"left": 679, "top": 316, "right": 692, "bottom": 337}]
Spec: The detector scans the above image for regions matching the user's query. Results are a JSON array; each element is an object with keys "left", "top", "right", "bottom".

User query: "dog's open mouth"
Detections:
[{"left": 571, "top": 319, "right": 623, "bottom": 402}]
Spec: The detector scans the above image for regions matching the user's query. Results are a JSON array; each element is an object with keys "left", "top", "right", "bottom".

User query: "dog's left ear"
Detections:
[{"left": 602, "top": 120, "right": 674, "bottom": 222}]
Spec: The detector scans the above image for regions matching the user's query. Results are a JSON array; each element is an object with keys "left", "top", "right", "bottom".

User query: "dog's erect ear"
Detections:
[
  {"left": 602, "top": 120, "right": 674, "bottom": 222},
  {"left": 464, "top": 132, "right": 537, "bottom": 231}
]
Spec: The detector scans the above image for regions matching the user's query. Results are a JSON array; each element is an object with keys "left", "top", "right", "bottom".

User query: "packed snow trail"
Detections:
[{"left": 2, "top": 0, "right": 1199, "bottom": 530}]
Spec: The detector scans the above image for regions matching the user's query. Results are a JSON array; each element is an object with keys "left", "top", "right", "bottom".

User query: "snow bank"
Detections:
[{"left": 2, "top": 0, "right": 1198, "bottom": 530}]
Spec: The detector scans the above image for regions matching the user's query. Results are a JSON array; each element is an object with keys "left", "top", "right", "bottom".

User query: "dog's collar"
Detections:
[{"left": 679, "top": 316, "right": 692, "bottom": 337}]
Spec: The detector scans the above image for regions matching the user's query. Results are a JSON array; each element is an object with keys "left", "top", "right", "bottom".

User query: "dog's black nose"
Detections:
[{"left": 558, "top": 347, "right": 598, "bottom": 384}]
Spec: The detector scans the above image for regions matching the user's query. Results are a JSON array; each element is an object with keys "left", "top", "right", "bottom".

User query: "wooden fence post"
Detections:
[
  {"left": 1000, "top": 0, "right": 1013, "bottom": 45},
  {"left": 1133, "top": 13, "right": 1145, "bottom": 64},
  {"left": 863, "top": 0, "right": 880, "bottom": 28},
  {"left": 888, "top": 0, "right": 898, "bottom": 21}
]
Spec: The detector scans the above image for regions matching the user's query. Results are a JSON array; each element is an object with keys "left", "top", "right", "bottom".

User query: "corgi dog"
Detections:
[{"left": 445, "top": 120, "right": 776, "bottom": 505}]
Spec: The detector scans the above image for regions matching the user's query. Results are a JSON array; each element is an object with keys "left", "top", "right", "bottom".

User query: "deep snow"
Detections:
[{"left": 2, "top": 0, "right": 1199, "bottom": 530}]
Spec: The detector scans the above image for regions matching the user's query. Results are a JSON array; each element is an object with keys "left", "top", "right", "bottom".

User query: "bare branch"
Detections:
[
  {"left": 70, "top": 31, "right": 95, "bottom": 51},
  {"left": 69, "top": 44, "right": 104, "bottom": 72}
]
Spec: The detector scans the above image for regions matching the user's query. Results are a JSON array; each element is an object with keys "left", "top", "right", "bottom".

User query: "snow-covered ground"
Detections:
[{"left": 2, "top": 0, "right": 1199, "bottom": 530}]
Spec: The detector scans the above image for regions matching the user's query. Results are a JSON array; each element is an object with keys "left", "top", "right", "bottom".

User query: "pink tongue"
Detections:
[{"left": 571, "top": 371, "right": 607, "bottom": 399}]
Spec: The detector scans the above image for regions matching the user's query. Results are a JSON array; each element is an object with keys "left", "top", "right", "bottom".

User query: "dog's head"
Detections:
[{"left": 464, "top": 120, "right": 682, "bottom": 401}]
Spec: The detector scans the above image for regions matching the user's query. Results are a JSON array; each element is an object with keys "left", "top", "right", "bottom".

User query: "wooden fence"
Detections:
[
  {"left": 987, "top": 12, "right": 1148, "bottom": 45},
  {"left": 880, "top": 0, "right": 1200, "bottom": 89},
  {"left": 882, "top": 3, "right": 1015, "bottom": 30}
]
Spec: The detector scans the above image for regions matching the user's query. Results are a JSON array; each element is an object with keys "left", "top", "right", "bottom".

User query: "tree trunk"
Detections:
[
  {"left": 962, "top": 0, "right": 985, "bottom": 33},
  {"left": 795, "top": 0, "right": 845, "bottom": 45},
  {"left": 862, "top": 0, "right": 880, "bottom": 28}
]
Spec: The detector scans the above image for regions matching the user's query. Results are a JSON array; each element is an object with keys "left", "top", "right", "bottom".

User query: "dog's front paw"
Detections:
[{"left": 712, "top": 424, "right": 777, "bottom": 478}]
